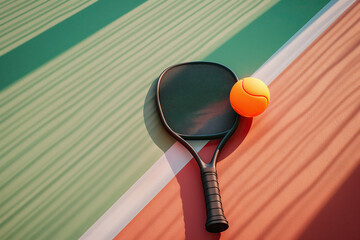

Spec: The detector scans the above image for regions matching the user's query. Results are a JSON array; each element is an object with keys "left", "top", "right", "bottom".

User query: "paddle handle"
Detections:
[{"left": 201, "top": 167, "right": 229, "bottom": 233}]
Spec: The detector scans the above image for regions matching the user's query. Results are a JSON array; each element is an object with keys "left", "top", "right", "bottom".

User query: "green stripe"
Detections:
[
  {"left": 0, "top": 0, "right": 146, "bottom": 91},
  {"left": 0, "top": 0, "right": 98, "bottom": 55},
  {"left": 0, "top": 0, "right": 329, "bottom": 239}
]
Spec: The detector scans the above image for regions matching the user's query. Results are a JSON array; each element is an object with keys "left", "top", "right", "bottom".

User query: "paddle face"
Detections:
[{"left": 157, "top": 62, "right": 238, "bottom": 139}]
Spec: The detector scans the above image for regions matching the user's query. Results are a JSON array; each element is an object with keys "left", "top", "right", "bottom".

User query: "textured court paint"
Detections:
[
  {"left": 3, "top": 0, "right": 332, "bottom": 236},
  {"left": 0, "top": 1, "right": 288, "bottom": 239},
  {"left": 253, "top": 0, "right": 356, "bottom": 83},
  {"left": 0, "top": 1, "right": 331, "bottom": 239},
  {"left": 0, "top": 0, "right": 146, "bottom": 91},
  {"left": 116, "top": 2, "right": 360, "bottom": 239},
  {"left": 80, "top": 141, "right": 208, "bottom": 240},
  {"left": 205, "top": 0, "right": 330, "bottom": 76},
  {"left": 0, "top": 0, "right": 98, "bottom": 56},
  {"left": 80, "top": 1, "right": 332, "bottom": 239}
]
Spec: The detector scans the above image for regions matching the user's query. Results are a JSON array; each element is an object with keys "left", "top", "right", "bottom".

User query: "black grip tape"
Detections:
[{"left": 201, "top": 168, "right": 229, "bottom": 233}]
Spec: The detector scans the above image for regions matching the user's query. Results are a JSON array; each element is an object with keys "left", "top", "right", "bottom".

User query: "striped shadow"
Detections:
[
  {"left": 0, "top": 1, "right": 279, "bottom": 239},
  {"left": 82, "top": 0, "right": 355, "bottom": 239},
  {"left": 0, "top": 0, "right": 97, "bottom": 56},
  {"left": 112, "top": 1, "right": 357, "bottom": 239}
]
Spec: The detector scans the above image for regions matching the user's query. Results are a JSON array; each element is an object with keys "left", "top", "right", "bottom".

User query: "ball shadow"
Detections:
[{"left": 218, "top": 116, "right": 253, "bottom": 162}]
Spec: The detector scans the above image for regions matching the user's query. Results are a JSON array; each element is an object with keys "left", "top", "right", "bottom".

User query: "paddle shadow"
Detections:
[
  {"left": 143, "top": 78, "right": 252, "bottom": 239},
  {"left": 176, "top": 117, "right": 252, "bottom": 240},
  {"left": 143, "top": 79, "right": 175, "bottom": 152}
]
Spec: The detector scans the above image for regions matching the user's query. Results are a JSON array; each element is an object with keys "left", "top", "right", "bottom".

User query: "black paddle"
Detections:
[{"left": 156, "top": 62, "right": 239, "bottom": 233}]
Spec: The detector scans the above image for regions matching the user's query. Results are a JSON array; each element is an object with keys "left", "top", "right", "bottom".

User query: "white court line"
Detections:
[
  {"left": 79, "top": 0, "right": 355, "bottom": 239},
  {"left": 80, "top": 140, "right": 207, "bottom": 240}
]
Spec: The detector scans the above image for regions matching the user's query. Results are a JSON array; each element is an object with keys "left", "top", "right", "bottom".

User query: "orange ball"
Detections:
[{"left": 230, "top": 77, "right": 270, "bottom": 117}]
